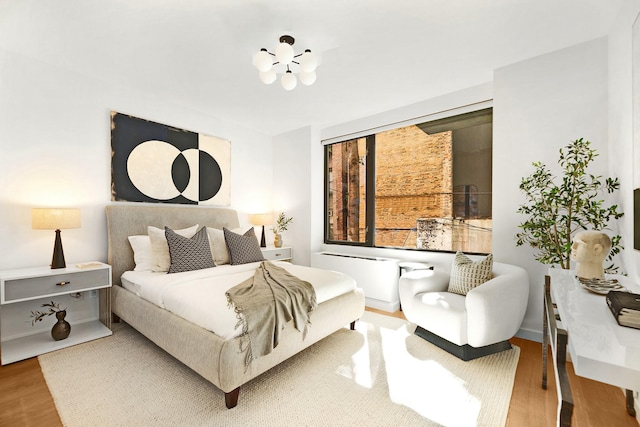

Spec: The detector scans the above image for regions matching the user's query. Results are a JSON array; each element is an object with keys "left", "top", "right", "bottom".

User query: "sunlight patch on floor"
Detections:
[{"left": 337, "top": 317, "right": 482, "bottom": 426}]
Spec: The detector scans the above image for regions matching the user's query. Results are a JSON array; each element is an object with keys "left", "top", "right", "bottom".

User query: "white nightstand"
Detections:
[
  {"left": 261, "top": 246, "right": 292, "bottom": 262},
  {"left": 0, "top": 262, "right": 112, "bottom": 364}
]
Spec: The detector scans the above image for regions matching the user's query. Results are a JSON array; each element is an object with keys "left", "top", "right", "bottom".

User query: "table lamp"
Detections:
[
  {"left": 32, "top": 208, "right": 81, "bottom": 269},
  {"left": 249, "top": 213, "right": 273, "bottom": 248}
]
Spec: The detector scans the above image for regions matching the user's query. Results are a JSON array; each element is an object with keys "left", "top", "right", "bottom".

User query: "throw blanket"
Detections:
[{"left": 225, "top": 261, "right": 317, "bottom": 366}]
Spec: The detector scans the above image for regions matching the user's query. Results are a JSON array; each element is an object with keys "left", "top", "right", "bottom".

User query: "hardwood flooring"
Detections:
[{"left": 0, "top": 308, "right": 637, "bottom": 426}]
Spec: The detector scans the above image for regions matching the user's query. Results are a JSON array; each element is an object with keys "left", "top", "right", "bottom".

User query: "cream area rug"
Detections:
[{"left": 39, "top": 311, "right": 519, "bottom": 427}]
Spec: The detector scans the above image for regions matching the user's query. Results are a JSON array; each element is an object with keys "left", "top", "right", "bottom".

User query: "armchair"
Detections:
[{"left": 399, "top": 261, "right": 529, "bottom": 360}]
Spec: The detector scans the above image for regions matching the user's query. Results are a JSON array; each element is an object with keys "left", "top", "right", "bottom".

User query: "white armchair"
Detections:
[{"left": 399, "top": 262, "right": 529, "bottom": 360}]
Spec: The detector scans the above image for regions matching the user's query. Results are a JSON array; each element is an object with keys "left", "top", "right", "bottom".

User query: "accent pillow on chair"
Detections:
[{"left": 447, "top": 252, "right": 493, "bottom": 296}]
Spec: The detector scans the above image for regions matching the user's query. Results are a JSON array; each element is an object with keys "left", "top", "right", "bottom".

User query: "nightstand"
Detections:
[
  {"left": 0, "top": 262, "right": 112, "bottom": 364},
  {"left": 261, "top": 246, "right": 292, "bottom": 261}
]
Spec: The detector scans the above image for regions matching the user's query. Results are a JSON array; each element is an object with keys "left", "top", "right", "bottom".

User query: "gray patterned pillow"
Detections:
[
  {"left": 447, "top": 252, "right": 493, "bottom": 296},
  {"left": 165, "top": 226, "right": 216, "bottom": 274},
  {"left": 223, "top": 227, "right": 265, "bottom": 265}
]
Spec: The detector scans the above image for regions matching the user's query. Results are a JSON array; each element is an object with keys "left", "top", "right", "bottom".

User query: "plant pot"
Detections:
[
  {"left": 274, "top": 234, "right": 282, "bottom": 248},
  {"left": 51, "top": 310, "right": 71, "bottom": 341}
]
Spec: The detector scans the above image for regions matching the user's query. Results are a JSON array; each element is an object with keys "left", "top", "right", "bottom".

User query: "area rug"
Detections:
[{"left": 39, "top": 311, "right": 519, "bottom": 426}]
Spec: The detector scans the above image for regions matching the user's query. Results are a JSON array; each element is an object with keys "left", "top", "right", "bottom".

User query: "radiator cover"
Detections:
[{"left": 311, "top": 252, "right": 400, "bottom": 312}]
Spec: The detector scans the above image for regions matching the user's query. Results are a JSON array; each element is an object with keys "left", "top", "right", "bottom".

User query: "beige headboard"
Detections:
[{"left": 106, "top": 204, "right": 240, "bottom": 285}]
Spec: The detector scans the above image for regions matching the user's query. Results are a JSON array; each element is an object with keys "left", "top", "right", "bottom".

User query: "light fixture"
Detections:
[
  {"left": 249, "top": 213, "right": 274, "bottom": 248},
  {"left": 253, "top": 35, "right": 318, "bottom": 91},
  {"left": 32, "top": 208, "right": 81, "bottom": 269}
]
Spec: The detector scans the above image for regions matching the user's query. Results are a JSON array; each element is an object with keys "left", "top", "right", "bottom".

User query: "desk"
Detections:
[{"left": 543, "top": 269, "right": 640, "bottom": 425}]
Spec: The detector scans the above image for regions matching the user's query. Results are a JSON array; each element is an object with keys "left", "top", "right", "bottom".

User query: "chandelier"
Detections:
[{"left": 252, "top": 35, "right": 318, "bottom": 91}]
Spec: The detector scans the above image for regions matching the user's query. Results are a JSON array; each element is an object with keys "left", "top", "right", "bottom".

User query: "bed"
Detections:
[{"left": 106, "top": 204, "right": 365, "bottom": 408}]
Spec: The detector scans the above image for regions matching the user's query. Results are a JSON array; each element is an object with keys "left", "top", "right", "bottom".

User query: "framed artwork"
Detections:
[{"left": 110, "top": 112, "right": 231, "bottom": 206}]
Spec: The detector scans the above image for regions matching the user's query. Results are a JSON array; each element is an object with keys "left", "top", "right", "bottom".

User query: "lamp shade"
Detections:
[
  {"left": 249, "top": 213, "right": 274, "bottom": 226},
  {"left": 254, "top": 49, "right": 273, "bottom": 72},
  {"left": 299, "top": 70, "right": 316, "bottom": 86},
  {"left": 275, "top": 42, "right": 294, "bottom": 65},
  {"left": 32, "top": 208, "right": 81, "bottom": 230},
  {"left": 281, "top": 71, "right": 297, "bottom": 90},
  {"left": 259, "top": 69, "right": 277, "bottom": 84},
  {"left": 300, "top": 50, "right": 317, "bottom": 72}
]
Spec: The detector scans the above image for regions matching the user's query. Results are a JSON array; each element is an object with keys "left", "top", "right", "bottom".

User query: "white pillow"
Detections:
[
  {"left": 206, "top": 226, "right": 252, "bottom": 265},
  {"left": 148, "top": 224, "right": 199, "bottom": 272},
  {"left": 127, "top": 235, "right": 153, "bottom": 271}
]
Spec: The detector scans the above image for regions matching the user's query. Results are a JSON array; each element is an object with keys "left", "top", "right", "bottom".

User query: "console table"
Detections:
[{"left": 543, "top": 268, "right": 640, "bottom": 425}]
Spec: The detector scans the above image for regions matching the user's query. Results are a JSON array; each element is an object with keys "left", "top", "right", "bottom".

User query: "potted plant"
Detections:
[
  {"left": 30, "top": 300, "right": 71, "bottom": 341},
  {"left": 272, "top": 212, "right": 293, "bottom": 248},
  {"left": 515, "top": 138, "right": 623, "bottom": 273}
]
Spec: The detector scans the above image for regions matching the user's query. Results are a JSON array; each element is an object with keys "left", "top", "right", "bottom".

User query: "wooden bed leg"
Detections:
[
  {"left": 112, "top": 313, "right": 121, "bottom": 323},
  {"left": 225, "top": 387, "right": 240, "bottom": 409},
  {"left": 350, "top": 321, "right": 356, "bottom": 330}
]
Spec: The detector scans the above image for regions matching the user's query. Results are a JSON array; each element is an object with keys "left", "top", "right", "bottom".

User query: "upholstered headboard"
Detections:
[{"left": 106, "top": 204, "right": 240, "bottom": 285}]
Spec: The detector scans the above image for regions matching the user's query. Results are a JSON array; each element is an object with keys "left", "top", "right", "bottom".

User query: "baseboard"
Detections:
[
  {"left": 364, "top": 297, "right": 400, "bottom": 313},
  {"left": 515, "top": 327, "right": 542, "bottom": 343},
  {"left": 414, "top": 326, "right": 512, "bottom": 361}
]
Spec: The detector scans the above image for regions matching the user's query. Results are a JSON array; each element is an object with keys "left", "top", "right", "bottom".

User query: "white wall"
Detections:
[
  {"left": 273, "top": 126, "right": 313, "bottom": 265},
  {"left": 0, "top": 49, "right": 273, "bottom": 271},
  {"left": 493, "top": 37, "right": 609, "bottom": 337},
  {"left": 609, "top": 2, "right": 640, "bottom": 287}
]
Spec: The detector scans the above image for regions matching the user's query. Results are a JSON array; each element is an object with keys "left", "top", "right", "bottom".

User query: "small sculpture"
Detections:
[{"left": 570, "top": 230, "right": 611, "bottom": 279}]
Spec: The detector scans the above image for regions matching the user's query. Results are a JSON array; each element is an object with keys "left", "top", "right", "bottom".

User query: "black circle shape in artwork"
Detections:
[
  {"left": 199, "top": 151, "right": 223, "bottom": 201},
  {"left": 171, "top": 153, "right": 191, "bottom": 193}
]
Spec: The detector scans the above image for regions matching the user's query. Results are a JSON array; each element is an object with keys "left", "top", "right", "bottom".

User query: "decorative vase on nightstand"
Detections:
[
  {"left": 51, "top": 310, "right": 71, "bottom": 341},
  {"left": 274, "top": 234, "right": 282, "bottom": 248}
]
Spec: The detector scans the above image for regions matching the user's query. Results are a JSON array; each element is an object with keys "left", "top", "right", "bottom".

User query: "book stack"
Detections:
[{"left": 606, "top": 291, "right": 640, "bottom": 329}]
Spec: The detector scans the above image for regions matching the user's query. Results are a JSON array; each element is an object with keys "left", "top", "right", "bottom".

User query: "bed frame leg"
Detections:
[
  {"left": 225, "top": 387, "right": 240, "bottom": 409},
  {"left": 350, "top": 321, "right": 356, "bottom": 330}
]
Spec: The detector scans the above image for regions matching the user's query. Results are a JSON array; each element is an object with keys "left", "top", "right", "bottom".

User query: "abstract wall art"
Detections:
[{"left": 111, "top": 112, "right": 231, "bottom": 206}]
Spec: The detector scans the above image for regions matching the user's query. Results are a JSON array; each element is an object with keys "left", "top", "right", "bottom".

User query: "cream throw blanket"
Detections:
[{"left": 226, "top": 261, "right": 317, "bottom": 366}]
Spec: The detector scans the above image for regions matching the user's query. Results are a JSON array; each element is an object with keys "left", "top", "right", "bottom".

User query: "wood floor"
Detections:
[{"left": 0, "top": 308, "right": 637, "bottom": 426}]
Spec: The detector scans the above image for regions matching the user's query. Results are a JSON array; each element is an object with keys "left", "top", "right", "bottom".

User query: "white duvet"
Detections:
[{"left": 120, "top": 261, "right": 357, "bottom": 339}]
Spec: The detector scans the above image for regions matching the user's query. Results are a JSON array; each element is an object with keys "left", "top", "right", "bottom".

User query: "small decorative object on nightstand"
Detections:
[
  {"left": 0, "top": 262, "right": 112, "bottom": 364},
  {"left": 30, "top": 300, "right": 71, "bottom": 340},
  {"left": 260, "top": 246, "right": 292, "bottom": 262},
  {"left": 272, "top": 212, "right": 293, "bottom": 248}
]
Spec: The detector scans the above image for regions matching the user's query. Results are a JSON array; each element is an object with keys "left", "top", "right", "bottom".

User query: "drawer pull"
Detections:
[
  {"left": 56, "top": 281, "right": 71, "bottom": 287},
  {"left": 275, "top": 253, "right": 282, "bottom": 257}
]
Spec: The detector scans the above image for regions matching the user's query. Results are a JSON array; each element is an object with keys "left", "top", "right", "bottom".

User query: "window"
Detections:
[{"left": 324, "top": 107, "right": 492, "bottom": 253}]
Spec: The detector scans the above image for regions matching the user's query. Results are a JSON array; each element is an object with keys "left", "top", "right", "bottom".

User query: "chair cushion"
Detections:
[
  {"left": 413, "top": 291, "right": 468, "bottom": 345},
  {"left": 448, "top": 252, "right": 493, "bottom": 296}
]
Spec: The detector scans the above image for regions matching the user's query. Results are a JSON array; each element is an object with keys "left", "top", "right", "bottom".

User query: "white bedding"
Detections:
[{"left": 120, "top": 261, "right": 357, "bottom": 339}]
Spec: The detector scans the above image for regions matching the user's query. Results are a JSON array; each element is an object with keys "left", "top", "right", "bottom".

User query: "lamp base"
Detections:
[
  {"left": 51, "top": 229, "right": 66, "bottom": 269},
  {"left": 260, "top": 225, "right": 266, "bottom": 248}
]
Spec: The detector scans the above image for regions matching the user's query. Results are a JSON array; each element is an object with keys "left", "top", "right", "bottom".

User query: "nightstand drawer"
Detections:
[
  {"left": 2, "top": 268, "right": 110, "bottom": 303},
  {"left": 261, "top": 247, "right": 292, "bottom": 261}
]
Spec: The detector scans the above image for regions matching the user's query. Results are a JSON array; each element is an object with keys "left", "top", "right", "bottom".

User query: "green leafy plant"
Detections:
[
  {"left": 272, "top": 212, "right": 293, "bottom": 234},
  {"left": 30, "top": 301, "right": 66, "bottom": 326},
  {"left": 515, "top": 138, "right": 623, "bottom": 273}
]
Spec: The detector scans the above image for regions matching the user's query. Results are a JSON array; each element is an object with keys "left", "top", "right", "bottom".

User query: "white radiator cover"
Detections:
[{"left": 311, "top": 252, "right": 400, "bottom": 312}]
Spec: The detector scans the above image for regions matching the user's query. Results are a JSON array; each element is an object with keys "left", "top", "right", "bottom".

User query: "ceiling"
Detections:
[{"left": 0, "top": 0, "right": 626, "bottom": 136}]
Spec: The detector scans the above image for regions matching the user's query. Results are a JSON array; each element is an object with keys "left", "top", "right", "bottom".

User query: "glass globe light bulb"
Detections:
[
  {"left": 254, "top": 49, "right": 273, "bottom": 72},
  {"left": 299, "top": 70, "right": 316, "bottom": 86},
  {"left": 300, "top": 50, "right": 318, "bottom": 72},
  {"left": 281, "top": 71, "right": 297, "bottom": 91},
  {"left": 259, "top": 69, "right": 277, "bottom": 84},
  {"left": 275, "top": 42, "right": 294, "bottom": 65}
]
